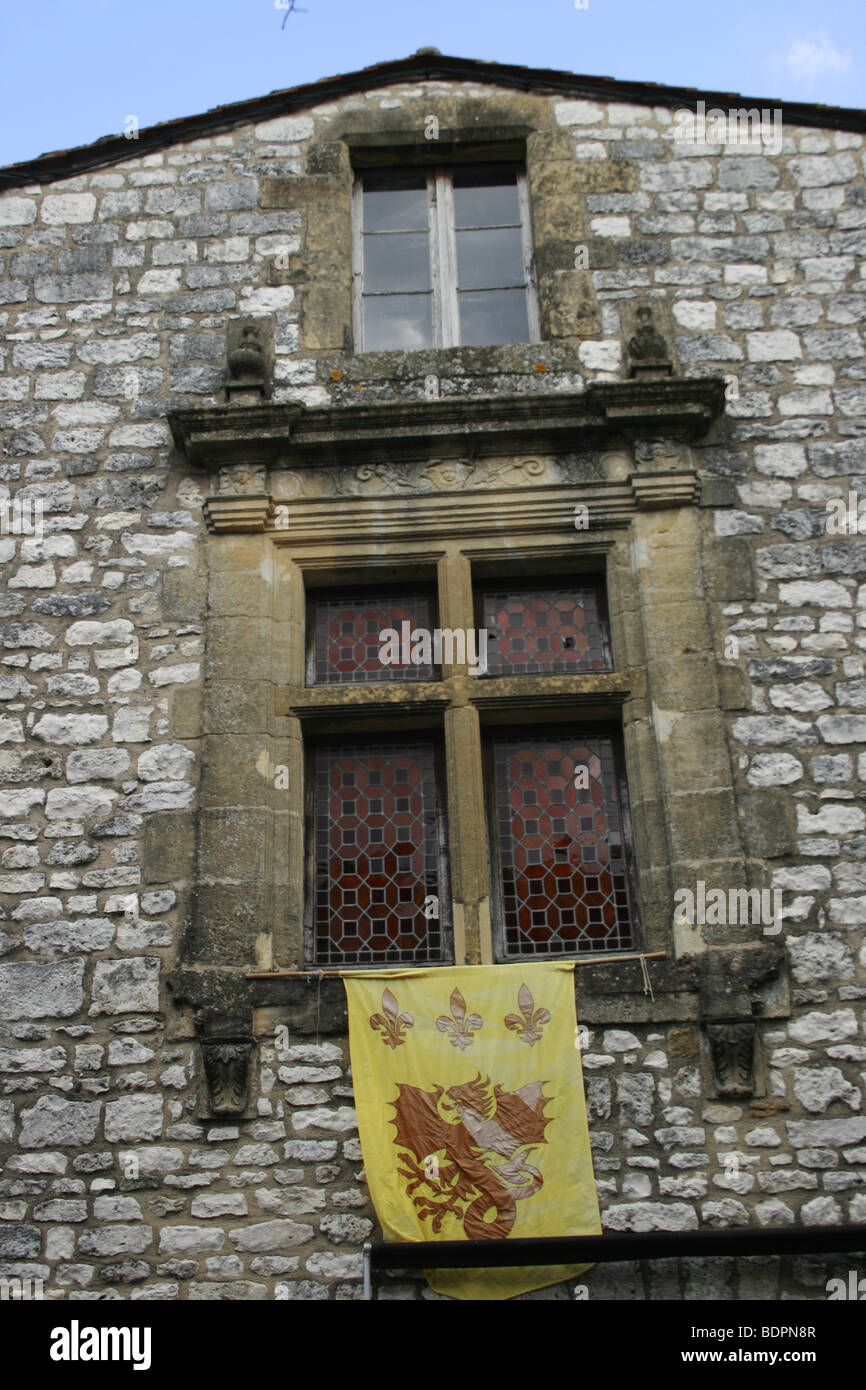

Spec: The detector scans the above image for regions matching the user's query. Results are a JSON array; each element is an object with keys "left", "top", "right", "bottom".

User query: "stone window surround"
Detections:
[
  {"left": 295, "top": 543, "right": 635, "bottom": 970},
  {"left": 262, "top": 112, "right": 606, "bottom": 356},
  {"left": 166, "top": 377, "right": 789, "bottom": 1111}
]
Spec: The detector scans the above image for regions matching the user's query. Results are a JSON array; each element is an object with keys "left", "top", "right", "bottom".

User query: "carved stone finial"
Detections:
[
  {"left": 226, "top": 324, "right": 269, "bottom": 403},
  {"left": 201, "top": 1035, "right": 255, "bottom": 1115},
  {"left": 626, "top": 305, "right": 672, "bottom": 379}
]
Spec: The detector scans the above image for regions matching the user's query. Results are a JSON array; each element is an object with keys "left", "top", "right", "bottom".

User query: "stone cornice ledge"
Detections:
[{"left": 168, "top": 377, "right": 725, "bottom": 470}]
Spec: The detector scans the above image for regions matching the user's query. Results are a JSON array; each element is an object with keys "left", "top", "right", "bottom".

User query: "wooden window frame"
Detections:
[{"left": 351, "top": 164, "right": 542, "bottom": 352}]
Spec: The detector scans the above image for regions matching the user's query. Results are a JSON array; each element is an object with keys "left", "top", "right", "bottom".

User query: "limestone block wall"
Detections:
[{"left": 0, "top": 72, "right": 864, "bottom": 1300}]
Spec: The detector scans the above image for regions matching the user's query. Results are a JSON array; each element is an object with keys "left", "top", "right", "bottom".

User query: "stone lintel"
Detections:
[
  {"left": 239, "top": 943, "right": 789, "bottom": 1032},
  {"left": 276, "top": 681, "right": 450, "bottom": 721}
]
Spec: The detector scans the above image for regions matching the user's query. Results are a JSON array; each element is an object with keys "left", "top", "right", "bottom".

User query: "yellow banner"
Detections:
[{"left": 344, "top": 962, "right": 601, "bottom": 1300}]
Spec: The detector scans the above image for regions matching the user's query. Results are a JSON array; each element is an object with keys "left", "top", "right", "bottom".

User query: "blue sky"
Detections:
[{"left": 0, "top": 0, "right": 863, "bottom": 168}]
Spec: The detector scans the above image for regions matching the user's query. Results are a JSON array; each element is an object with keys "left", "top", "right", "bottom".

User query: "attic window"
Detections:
[{"left": 352, "top": 165, "right": 540, "bottom": 351}]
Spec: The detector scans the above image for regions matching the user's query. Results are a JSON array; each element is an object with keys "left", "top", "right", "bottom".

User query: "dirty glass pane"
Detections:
[
  {"left": 458, "top": 288, "right": 529, "bottom": 346},
  {"left": 456, "top": 227, "right": 525, "bottom": 290},
  {"left": 363, "top": 293, "right": 433, "bottom": 350},
  {"left": 363, "top": 177, "right": 429, "bottom": 232},
  {"left": 453, "top": 171, "right": 520, "bottom": 228},
  {"left": 363, "top": 231, "right": 431, "bottom": 294}
]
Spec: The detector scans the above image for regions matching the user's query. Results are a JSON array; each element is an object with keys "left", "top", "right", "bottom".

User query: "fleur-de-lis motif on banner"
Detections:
[
  {"left": 504, "top": 983, "right": 551, "bottom": 1047},
  {"left": 436, "top": 989, "right": 483, "bottom": 1050},
  {"left": 369, "top": 988, "right": 414, "bottom": 1050}
]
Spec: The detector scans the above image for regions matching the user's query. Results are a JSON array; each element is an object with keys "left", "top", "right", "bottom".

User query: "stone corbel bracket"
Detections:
[
  {"left": 167, "top": 972, "right": 258, "bottom": 1117},
  {"left": 200, "top": 1034, "right": 256, "bottom": 1117},
  {"left": 201, "top": 460, "right": 274, "bottom": 533},
  {"left": 629, "top": 436, "right": 701, "bottom": 509},
  {"left": 697, "top": 944, "right": 789, "bottom": 1100},
  {"left": 203, "top": 494, "right": 273, "bottom": 533}
]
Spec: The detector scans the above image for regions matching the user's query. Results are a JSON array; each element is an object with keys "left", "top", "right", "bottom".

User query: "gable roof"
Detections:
[{"left": 2, "top": 49, "right": 864, "bottom": 189}]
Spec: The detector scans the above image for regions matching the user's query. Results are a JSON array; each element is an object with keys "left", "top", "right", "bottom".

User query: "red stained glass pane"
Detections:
[
  {"left": 480, "top": 585, "right": 610, "bottom": 676},
  {"left": 312, "top": 592, "right": 437, "bottom": 684},
  {"left": 314, "top": 742, "right": 446, "bottom": 965},
  {"left": 493, "top": 733, "right": 635, "bottom": 956}
]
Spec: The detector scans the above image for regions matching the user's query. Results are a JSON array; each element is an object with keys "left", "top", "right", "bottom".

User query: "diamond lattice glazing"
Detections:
[
  {"left": 480, "top": 586, "right": 609, "bottom": 675},
  {"left": 314, "top": 742, "right": 445, "bottom": 965},
  {"left": 493, "top": 733, "right": 634, "bottom": 956},
  {"left": 313, "top": 593, "right": 436, "bottom": 684}
]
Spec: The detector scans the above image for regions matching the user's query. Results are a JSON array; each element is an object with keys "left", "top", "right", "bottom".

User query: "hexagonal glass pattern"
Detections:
[
  {"left": 480, "top": 585, "right": 610, "bottom": 676},
  {"left": 312, "top": 592, "right": 437, "bottom": 684},
  {"left": 314, "top": 742, "right": 445, "bottom": 965},
  {"left": 493, "top": 733, "right": 635, "bottom": 956}
]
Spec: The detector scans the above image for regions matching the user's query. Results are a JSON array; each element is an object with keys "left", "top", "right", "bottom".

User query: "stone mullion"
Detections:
[
  {"left": 436, "top": 550, "right": 475, "bottom": 677},
  {"left": 443, "top": 705, "right": 491, "bottom": 966},
  {"left": 437, "top": 551, "right": 493, "bottom": 965}
]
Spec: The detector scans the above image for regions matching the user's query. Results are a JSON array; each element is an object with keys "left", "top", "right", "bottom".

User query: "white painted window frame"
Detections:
[{"left": 352, "top": 166, "right": 541, "bottom": 352}]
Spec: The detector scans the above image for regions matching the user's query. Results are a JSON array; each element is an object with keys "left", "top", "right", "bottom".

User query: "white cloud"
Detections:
[{"left": 775, "top": 32, "right": 852, "bottom": 83}]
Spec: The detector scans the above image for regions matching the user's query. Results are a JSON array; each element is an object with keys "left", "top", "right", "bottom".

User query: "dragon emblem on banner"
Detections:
[{"left": 391, "top": 1071, "right": 552, "bottom": 1239}]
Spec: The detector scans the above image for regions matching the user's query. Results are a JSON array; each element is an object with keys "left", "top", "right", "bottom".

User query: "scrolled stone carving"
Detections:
[
  {"left": 354, "top": 462, "right": 415, "bottom": 491},
  {"left": 707, "top": 1021, "right": 756, "bottom": 1098},
  {"left": 201, "top": 1036, "right": 255, "bottom": 1116},
  {"left": 485, "top": 457, "right": 546, "bottom": 488}
]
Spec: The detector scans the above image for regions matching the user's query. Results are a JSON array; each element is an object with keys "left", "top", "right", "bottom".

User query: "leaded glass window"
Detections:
[
  {"left": 309, "top": 590, "right": 438, "bottom": 684},
  {"left": 490, "top": 731, "right": 637, "bottom": 957},
  {"left": 310, "top": 741, "right": 450, "bottom": 965},
  {"left": 479, "top": 583, "right": 611, "bottom": 676}
]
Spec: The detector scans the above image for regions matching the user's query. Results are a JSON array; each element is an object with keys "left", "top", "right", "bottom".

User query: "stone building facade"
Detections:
[{"left": 0, "top": 51, "right": 865, "bottom": 1301}]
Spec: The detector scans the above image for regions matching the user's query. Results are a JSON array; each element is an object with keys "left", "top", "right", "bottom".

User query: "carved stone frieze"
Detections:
[
  {"left": 217, "top": 463, "right": 268, "bottom": 496},
  {"left": 272, "top": 454, "right": 603, "bottom": 501}
]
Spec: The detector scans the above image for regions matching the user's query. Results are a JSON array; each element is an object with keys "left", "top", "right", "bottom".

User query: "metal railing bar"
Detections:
[{"left": 365, "top": 1224, "right": 866, "bottom": 1272}]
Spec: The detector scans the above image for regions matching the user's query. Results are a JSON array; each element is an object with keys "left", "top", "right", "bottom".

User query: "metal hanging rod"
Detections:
[{"left": 245, "top": 952, "right": 667, "bottom": 980}]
